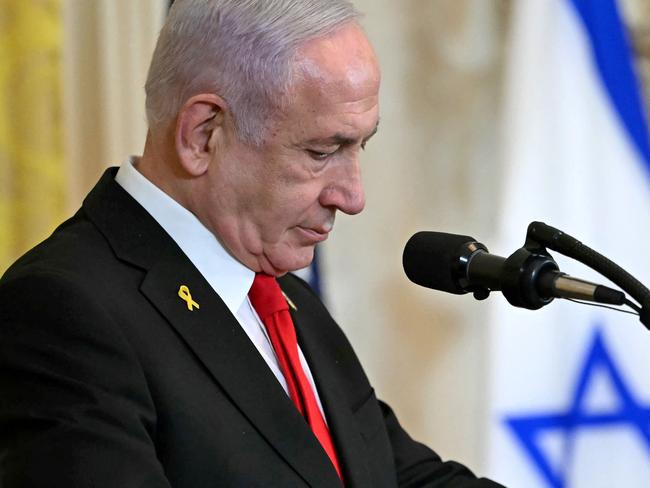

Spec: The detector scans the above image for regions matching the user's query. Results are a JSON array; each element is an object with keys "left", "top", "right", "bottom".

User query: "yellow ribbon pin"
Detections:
[{"left": 178, "top": 285, "right": 200, "bottom": 311}]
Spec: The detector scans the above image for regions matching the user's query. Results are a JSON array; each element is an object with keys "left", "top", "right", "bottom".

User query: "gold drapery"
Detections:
[{"left": 0, "top": 0, "right": 64, "bottom": 271}]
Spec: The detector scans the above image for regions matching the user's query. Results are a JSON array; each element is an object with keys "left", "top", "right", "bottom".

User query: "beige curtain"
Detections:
[{"left": 62, "top": 0, "right": 166, "bottom": 210}]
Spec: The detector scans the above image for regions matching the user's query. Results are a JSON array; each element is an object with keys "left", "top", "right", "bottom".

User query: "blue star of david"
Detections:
[{"left": 504, "top": 327, "right": 650, "bottom": 488}]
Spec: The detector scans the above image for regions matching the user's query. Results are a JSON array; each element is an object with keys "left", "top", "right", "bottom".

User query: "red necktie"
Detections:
[{"left": 248, "top": 273, "right": 343, "bottom": 481}]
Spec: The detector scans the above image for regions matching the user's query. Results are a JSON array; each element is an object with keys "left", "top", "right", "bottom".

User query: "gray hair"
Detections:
[{"left": 145, "top": 0, "right": 361, "bottom": 145}]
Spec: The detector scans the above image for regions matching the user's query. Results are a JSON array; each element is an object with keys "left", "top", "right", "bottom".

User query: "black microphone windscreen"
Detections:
[{"left": 402, "top": 231, "right": 476, "bottom": 294}]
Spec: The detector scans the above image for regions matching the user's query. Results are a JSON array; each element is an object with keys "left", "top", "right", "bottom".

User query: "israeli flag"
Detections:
[{"left": 486, "top": 1, "right": 650, "bottom": 487}]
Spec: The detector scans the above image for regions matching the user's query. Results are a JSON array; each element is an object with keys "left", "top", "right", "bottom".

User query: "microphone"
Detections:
[{"left": 402, "top": 231, "right": 625, "bottom": 309}]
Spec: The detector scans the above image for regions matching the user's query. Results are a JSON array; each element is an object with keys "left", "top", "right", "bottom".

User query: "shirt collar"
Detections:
[{"left": 115, "top": 156, "right": 254, "bottom": 316}]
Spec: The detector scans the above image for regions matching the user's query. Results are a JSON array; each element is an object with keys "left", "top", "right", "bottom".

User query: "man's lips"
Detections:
[{"left": 296, "top": 226, "right": 331, "bottom": 243}]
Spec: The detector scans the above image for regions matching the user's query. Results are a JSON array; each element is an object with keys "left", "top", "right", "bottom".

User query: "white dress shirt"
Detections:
[{"left": 115, "top": 157, "right": 327, "bottom": 418}]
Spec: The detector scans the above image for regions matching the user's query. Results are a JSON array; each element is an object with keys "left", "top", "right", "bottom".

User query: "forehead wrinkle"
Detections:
[
  {"left": 294, "top": 63, "right": 380, "bottom": 104},
  {"left": 332, "top": 97, "right": 380, "bottom": 116},
  {"left": 282, "top": 87, "right": 378, "bottom": 139}
]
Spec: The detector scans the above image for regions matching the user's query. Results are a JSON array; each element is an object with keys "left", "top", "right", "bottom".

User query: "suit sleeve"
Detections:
[
  {"left": 0, "top": 270, "right": 172, "bottom": 488},
  {"left": 378, "top": 400, "right": 504, "bottom": 487}
]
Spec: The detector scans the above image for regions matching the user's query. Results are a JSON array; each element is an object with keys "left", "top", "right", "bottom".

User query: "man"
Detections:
[{"left": 0, "top": 1, "right": 503, "bottom": 486}]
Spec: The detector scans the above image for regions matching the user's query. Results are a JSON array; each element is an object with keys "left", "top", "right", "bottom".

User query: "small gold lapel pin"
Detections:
[
  {"left": 282, "top": 291, "right": 298, "bottom": 311},
  {"left": 178, "top": 285, "right": 200, "bottom": 311}
]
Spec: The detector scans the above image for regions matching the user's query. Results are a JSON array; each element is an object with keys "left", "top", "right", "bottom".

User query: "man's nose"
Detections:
[{"left": 319, "top": 158, "right": 365, "bottom": 215}]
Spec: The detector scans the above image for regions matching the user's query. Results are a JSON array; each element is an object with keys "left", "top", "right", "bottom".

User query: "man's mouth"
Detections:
[{"left": 296, "top": 225, "right": 331, "bottom": 243}]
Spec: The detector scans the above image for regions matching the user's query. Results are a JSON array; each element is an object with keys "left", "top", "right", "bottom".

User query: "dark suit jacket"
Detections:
[{"left": 0, "top": 169, "right": 503, "bottom": 487}]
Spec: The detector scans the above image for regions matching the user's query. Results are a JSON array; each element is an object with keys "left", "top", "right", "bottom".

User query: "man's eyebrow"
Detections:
[
  {"left": 363, "top": 121, "right": 380, "bottom": 143},
  {"left": 306, "top": 120, "right": 380, "bottom": 146}
]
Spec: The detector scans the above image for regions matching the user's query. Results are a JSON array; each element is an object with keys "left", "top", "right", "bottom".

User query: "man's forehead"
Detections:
[
  {"left": 267, "top": 23, "right": 380, "bottom": 145},
  {"left": 293, "top": 23, "right": 380, "bottom": 91},
  {"left": 289, "top": 37, "right": 381, "bottom": 118}
]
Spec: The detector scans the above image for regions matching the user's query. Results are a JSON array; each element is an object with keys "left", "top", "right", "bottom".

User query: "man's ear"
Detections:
[{"left": 175, "top": 94, "right": 226, "bottom": 176}]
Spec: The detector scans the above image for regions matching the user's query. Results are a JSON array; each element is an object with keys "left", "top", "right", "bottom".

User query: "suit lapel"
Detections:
[
  {"left": 284, "top": 282, "right": 373, "bottom": 488},
  {"left": 83, "top": 169, "right": 342, "bottom": 488}
]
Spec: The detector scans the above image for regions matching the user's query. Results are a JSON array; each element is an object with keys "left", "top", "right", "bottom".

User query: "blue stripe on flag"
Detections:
[
  {"left": 569, "top": 0, "right": 650, "bottom": 174},
  {"left": 309, "top": 246, "right": 323, "bottom": 298}
]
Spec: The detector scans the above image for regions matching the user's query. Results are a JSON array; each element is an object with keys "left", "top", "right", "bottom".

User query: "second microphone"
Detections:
[{"left": 402, "top": 231, "right": 625, "bottom": 309}]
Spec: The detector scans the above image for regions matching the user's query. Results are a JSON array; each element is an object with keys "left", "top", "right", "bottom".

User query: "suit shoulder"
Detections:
[{"left": 2, "top": 208, "right": 119, "bottom": 287}]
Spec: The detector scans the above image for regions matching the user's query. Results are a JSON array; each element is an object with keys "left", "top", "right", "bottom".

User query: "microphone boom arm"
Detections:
[{"left": 525, "top": 222, "right": 650, "bottom": 330}]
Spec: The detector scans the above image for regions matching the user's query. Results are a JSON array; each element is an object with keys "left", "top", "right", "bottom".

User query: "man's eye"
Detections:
[{"left": 307, "top": 149, "right": 336, "bottom": 161}]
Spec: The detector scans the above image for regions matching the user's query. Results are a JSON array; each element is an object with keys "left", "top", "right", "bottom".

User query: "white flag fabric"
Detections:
[{"left": 486, "top": 1, "right": 650, "bottom": 487}]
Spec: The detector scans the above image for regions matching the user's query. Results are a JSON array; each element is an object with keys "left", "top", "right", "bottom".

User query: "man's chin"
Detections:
[{"left": 259, "top": 247, "right": 315, "bottom": 277}]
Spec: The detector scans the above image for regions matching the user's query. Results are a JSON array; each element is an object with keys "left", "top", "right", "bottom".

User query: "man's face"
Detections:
[{"left": 198, "top": 23, "right": 380, "bottom": 276}]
